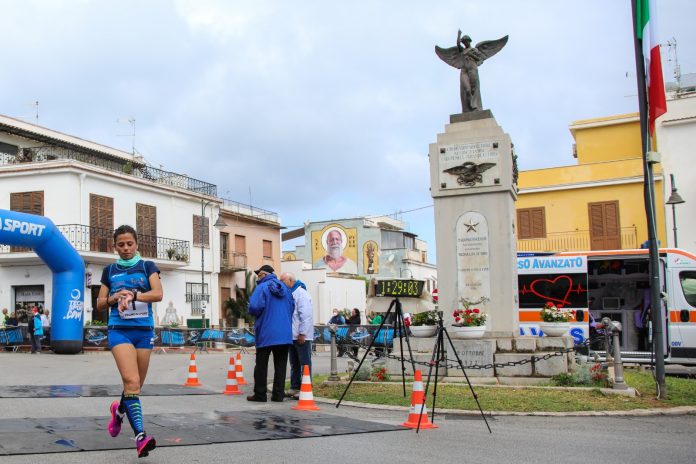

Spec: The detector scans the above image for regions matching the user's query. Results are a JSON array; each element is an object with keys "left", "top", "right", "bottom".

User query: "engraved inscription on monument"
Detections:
[
  {"left": 439, "top": 141, "right": 500, "bottom": 190},
  {"left": 456, "top": 211, "right": 491, "bottom": 315},
  {"left": 449, "top": 340, "right": 495, "bottom": 377}
]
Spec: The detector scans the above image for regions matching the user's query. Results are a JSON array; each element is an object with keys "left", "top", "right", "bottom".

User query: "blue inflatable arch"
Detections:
[{"left": 0, "top": 210, "right": 85, "bottom": 354}]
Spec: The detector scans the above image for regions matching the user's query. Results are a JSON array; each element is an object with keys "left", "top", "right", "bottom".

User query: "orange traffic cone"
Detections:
[
  {"left": 235, "top": 352, "right": 247, "bottom": 385},
  {"left": 223, "top": 355, "right": 242, "bottom": 395},
  {"left": 292, "top": 365, "right": 320, "bottom": 411},
  {"left": 183, "top": 353, "right": 203, "bottom": 387},
  {"left": 402, "top": 370, "right": 437, "bottom": 429}
]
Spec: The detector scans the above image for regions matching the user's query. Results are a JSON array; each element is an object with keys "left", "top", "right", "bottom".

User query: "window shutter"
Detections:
[
  {"left": 517, "top": 207, "right": 545, "bottom": 239},
  {"left": 89, "top": 194, "right": 114, "bottom": 253},
  {"left": 235, "top": 235, "right": 246, "bottom": 254},
  {"left": 193, "top": 215, "right": 209, "bottom": 247},
  {"left": 517, "top": 210, "right": 531, "bottom": 239},
  {"left": 136, "top": 203, "right": 157, "bottom": 258},
  {"left": 263, "top": 240, "right": 272, "bottom": 258},
  {"left": 10, "top": 191, "right": 44, "bottom": 215}
]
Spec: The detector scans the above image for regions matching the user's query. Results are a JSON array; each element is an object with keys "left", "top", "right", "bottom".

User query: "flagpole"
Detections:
[{"left": 631, "top": 0, "right": 666, "bottom": 398}]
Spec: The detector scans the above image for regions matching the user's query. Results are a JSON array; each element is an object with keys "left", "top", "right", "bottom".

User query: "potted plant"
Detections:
[
  {"left": 410, "top": 310, "right": 438, "bottom": 337},
  {"left": 539, "top": 301, "right": 575, "bottom": 336},
  {"left": 166, "top": 248, "right": 176, "bottom": 260},
  {"left": 451, "top": 297, "right": 488, "bottom": 339}
]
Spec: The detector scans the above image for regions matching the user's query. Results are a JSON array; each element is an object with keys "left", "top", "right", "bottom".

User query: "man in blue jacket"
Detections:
[{"left": 247, "top": 265, "right": 294, "bottom": 402}]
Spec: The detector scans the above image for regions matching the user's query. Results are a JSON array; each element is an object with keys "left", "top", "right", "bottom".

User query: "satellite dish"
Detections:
[{"left": 387, "top": 254, "right": 395, "bottom": 263}]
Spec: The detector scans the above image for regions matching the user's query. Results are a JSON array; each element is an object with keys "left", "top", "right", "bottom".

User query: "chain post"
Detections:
[{"left": 328, "top": 324, "right": 340, "bottom": 381}]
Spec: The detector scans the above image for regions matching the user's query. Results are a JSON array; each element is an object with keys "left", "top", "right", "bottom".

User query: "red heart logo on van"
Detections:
[{"left": 529, "top": 275, "right": 573, "bottom": 307}]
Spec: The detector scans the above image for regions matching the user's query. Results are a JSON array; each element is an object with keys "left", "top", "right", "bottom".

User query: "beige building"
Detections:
[{"left": 216, "top": 200, "right": 282, "bottom": 325}]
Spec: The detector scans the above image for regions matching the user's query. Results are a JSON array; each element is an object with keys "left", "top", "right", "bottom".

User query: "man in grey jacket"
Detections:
[{"left": 280, "top": 272, "right": 314, "bottom": 399}]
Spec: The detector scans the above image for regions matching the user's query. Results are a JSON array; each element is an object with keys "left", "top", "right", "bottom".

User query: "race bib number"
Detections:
[{"left": 120, "top": 301, "right": 149, "bottom": 319}]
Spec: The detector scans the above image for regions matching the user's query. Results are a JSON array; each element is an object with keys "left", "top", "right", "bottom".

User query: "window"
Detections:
[
  {"left": 220, "top": 232, "right": 229, "bottom": 258},
  {"left": 263, "top": 239, "right": 273, "bottom": 259},
  {"left": 381, "top": 230, "right": 404, "bottom": 249},
  {"left": 235, "top": 234, "right": 246, "bottom": 254},
  {"left": 11, "top": 191, "right": 44, "bottom": 252},
  {"left": 136, "top": 203, "right": 157, "bottom": 258},
  {"left": 517, "top": 207, "right": 546, "bottom": 239},
  {"left": 89, "top": 194, "right": 114, "bottom": 253},
  {"left": 11, "top": 191, "right": 44, "bottom": 215},
  {"left": 193, "top": 215, "right": 209, "bottom": 247},
  {"left": 404, "top": 234, "right": 416, "bottom": 251},
  {"left": 186, "top": 282, "right": 209, "bottom": 314},
  {"left": 680, "top": 271, "right": 696, "bottom": 308}
]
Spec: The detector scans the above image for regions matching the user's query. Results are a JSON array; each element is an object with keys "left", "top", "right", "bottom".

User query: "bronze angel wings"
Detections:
[{"left": 435, "top": 35, "right": 508, "bottom": 69}]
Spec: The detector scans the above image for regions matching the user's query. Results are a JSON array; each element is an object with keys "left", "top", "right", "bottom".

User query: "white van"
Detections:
[{"left": 517, "top": 248, "right": 696, "bottom": 365}]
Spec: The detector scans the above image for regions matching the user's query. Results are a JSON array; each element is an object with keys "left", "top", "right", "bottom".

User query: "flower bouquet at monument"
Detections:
[
  {"left": 539, "top": 301, "right": 575, "bottom": 323},
  {"left": 453, "top": 307, "right": 486, "bottom": 327}
]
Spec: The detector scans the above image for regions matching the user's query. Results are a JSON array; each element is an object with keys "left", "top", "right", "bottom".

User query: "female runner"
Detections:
[{"left": 97, "top": 225, "right": 162, "bottom": 458}]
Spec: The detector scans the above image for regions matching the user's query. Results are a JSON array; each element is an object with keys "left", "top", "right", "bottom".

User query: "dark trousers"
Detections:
[
  {"left": 289, "top": 340, "right": 312, "bottom": 390},
  {"left": 253, "top": 344, "right": 290, "bottom": 400},
  {"left": 30, "top": 334, "right": 41, "bottom": 353}
]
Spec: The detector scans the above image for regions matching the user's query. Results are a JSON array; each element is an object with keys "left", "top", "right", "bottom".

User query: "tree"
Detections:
[{"left": 224, "top": 270, "right": 257, "bottom": 327}]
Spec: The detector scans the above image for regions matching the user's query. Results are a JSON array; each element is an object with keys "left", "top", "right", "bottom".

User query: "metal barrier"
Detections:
[{"left": 1, "top": 325, "right": 395, "bottom": 351}]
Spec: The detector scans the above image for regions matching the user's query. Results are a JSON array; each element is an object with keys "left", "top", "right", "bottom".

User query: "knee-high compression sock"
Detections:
[{"left": 122, "top": 394, "right": 145, "bottom": 436}]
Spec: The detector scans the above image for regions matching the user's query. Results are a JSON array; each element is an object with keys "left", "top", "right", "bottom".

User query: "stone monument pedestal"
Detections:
[
  {"left": 388, "top": 334, "right": 574, "bottom": 380},
  {"left": 429, "top": 113, "right": 518, "bottom": 337}
]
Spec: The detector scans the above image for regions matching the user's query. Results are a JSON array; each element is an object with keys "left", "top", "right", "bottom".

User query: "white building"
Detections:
[
  {"left": 280, "top": 260, "right": 366, "bottom": 325},
  {"left": 0, "top": 114, "right": 225, "bottom": 327},
  {"left": 657, "top": 76, "right": 696, "bottom": 252}
]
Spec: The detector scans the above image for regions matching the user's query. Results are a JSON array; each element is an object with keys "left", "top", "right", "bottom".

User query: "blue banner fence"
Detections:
[{"left": 1, "top": 325, "right": 396, "bottom": 351}]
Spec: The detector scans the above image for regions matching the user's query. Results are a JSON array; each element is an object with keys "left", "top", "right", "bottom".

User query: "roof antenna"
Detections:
[
  {"left": 664, "top": 38, "right": 681, "bottom": 89},
  {"left": 116, "top": 117, "right": 137, "bottom": 156}
]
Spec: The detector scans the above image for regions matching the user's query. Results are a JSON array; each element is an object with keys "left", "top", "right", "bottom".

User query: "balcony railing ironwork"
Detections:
[
  {"left": 222, "top": 198, "right": 278, "bottom": 222},
  {"left": 517, "top": 227, "right": 638, "bottom": 252},
  {"left": 220, "top": 251, "right": 247, "bottom": 271},
  {"left": 1, "top": 146, "right": 216, "bottom": 196},
  {"left": 58, "top": 224, "right": 190, "bottom": 262},
  {"left": 0, "top": 224, "right": 190, "bottom": 262}
]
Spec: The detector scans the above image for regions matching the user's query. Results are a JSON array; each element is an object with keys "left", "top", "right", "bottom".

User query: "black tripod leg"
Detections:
[
  {"left": 396, "top": 299, "right": 417, "bottom": 374},
  {"left": 417, "top": 326, "right": 442, "bottom": 433},
  {"left": 337, "top": 301, "right": 395, "bottom": 408},
  {"left": 430, "top": 326, "right": 445, "bottom": 424},
  {"left": 443, "top": 328, "right": 492, "bottom": 433},
  {"left": 396, "top": 301, "right": 407, "bottom": 397}
]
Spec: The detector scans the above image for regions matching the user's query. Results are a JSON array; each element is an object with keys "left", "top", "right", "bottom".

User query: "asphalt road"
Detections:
[{"left": 0, "top": 351, "right": 693, "bottom": 464}]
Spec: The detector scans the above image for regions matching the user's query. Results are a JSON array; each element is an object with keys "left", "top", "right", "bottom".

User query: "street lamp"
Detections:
[
  {"left": 399, "top": 268, "right": 413, "bottom": 278},
  {"left": 665, "top": 174, "right": 685, "bottom": 248},
  {"left": 201, "top": 199, "right": 226, "bottom": 328}
]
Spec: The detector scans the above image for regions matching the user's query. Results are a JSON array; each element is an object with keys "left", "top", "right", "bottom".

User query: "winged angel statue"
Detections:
[{"left": 435, "top": 30, "right": 508, "bottom": 113}]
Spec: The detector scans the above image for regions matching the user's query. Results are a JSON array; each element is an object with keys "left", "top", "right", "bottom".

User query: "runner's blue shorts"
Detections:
[{"left": 108, "top": 328, "right": 155, "bottom": 349}]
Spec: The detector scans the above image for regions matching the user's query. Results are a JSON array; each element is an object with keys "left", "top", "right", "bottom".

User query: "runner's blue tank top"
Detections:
[{"left": 101, "top": 260, "right": 160, "bottom": 329}]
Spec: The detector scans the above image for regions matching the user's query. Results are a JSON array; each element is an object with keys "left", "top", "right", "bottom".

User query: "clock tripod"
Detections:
[
  {"left": 416, "top": 312, "right": 491, "bottom": 433},
  {"left": 336, "top": 296, "right": 416, "bottom": 407}
]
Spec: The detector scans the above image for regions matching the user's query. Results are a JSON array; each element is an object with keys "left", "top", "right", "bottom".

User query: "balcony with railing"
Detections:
[
  {"left": 0, "top": 224, "right": 190, "bottom": 263},
  {"left": 0, "top": 146, "right": 216, "bottom": 196},
  {"left": 220, "top": 251, "right": 247, "bottom": 272},
  {"left": 222, "top": 198, "right": 279, "bottom": 223},
  {"left": 517, "top": 226, "right": 638, "bottom": 252}
]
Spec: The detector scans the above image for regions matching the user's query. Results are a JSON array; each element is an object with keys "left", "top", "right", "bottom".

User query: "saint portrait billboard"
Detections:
[{"left": 311, "top": 224, "right": 358, "bottom": 274}]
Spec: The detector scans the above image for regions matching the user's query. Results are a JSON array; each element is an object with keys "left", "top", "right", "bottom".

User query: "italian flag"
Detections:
[{"left": 636, "top": 0, "right": 667, "bottom": 135}]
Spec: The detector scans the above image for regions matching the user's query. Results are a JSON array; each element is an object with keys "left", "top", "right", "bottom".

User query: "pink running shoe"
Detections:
[
  {"left": 136, "top": 433, "right": 156, "bottom": 458},
  {"left": 108, "top": 400, "right": 123, "bottom": 438}
]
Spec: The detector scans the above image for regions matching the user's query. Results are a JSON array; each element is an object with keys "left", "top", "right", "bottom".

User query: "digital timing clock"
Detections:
[{"left": 375, "top": 279, "right": 425, "bottom": 298}]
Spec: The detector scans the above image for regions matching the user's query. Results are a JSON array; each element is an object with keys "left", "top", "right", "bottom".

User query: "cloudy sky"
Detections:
[{"left": 2, "top": 0, "right": 694, "bottom": 258}]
